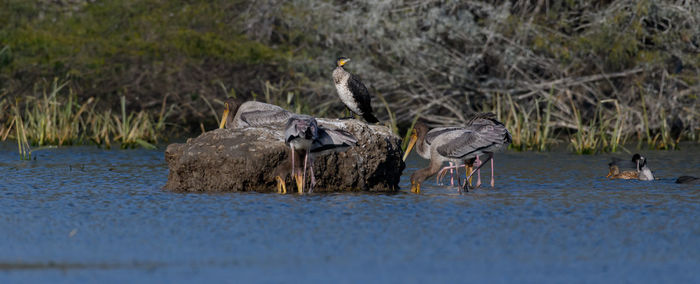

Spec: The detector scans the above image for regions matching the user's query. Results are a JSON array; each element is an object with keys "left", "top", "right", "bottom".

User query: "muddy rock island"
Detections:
[{"left": 164, "top": 119, "right": 404, "bottom": 192}]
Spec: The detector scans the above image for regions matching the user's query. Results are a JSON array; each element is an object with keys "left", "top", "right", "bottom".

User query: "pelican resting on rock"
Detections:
[
  {"left": 219, "top": 98, "right": 292, "bottom": 129},
  {"left": 332, "top": 57, "right": 379, "bottom": 123},
  {"left": 276, "top": 114, "right": 357, "bottom": 194},
  {"left": 403, "top": 113, "right": 511, "bottom": 193}
]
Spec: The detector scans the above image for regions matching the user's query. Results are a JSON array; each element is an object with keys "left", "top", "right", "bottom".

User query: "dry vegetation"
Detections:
[{"left": 1, "top": 0, "right": 699, "bottom": 153}]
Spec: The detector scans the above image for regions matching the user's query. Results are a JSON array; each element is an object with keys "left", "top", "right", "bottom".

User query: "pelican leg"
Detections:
[
  {"left": 290, "top": 145, "right": 295, "bottom": 181},
  {"left": 490, "top": 157, "right": 495, "bottom": 188},
  {"left": 475, "top": 156, "right": 482, "bottom": 188},
  {"left": 449, "top": 162, "right": 455, "bottom": 186},
  {"left": 437, "top": 164, "right": 462, "bottom": 185},
  {"left": 301, "top": 150, "right": 309, "bottom": 194},
  {"left": 464, "top": 154, "right": 493, "bottom": 191},
  {"left": 309, "top": 156, "right": 316, "bottom": 193}
]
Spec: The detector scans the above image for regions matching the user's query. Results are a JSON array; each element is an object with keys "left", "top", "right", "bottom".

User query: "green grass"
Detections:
[
  {"left": 0, "top": 78, "right": 171, "bottom": 156},
  {"left": 490, "top": 93, "right": 554, "bottom": 152}
]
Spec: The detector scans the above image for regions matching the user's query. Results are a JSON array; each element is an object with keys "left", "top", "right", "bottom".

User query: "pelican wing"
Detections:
[
  {"left": 311, "top": 127, "right": 357, "bottom": 153},
  {"left": 284, "top": 114, "right": 319, "bottom": 143},
  {"left": 436, "top": 125, "right": 505, "bottom": 159},
  {"left": 239, "top": 109, "right": 292, "bottom": 127},
  {"left": 425, "top": 127, "right": 462, "bottom": 145}
]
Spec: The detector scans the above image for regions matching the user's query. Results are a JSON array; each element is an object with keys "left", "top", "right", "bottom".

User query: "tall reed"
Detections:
[
  {"left": 491, "top": 93, "right": 554, "bottom": 151},
  {"left": 2, "top": 79, "right": 172, "bottom": 156}
]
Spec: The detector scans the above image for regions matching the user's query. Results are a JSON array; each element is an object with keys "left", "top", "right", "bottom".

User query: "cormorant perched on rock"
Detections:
[{"left": 332, "top": 57, "right": 379, "bottom": 123}]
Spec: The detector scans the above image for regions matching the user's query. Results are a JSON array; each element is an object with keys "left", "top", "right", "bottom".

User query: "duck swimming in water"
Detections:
[
  {"left": 675, "top": 176, "right": 699, "bottom": 184},
  {"left": 607, "top": 164, "right": 639, "bottom": 180},
  {"left": 607, "top": 153, "right": 654, "bottom": 181}
]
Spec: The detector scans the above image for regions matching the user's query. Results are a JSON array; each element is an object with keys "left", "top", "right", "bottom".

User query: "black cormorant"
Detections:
[{"left": 332, "top": 57, "right": 379, "bottom": 123}]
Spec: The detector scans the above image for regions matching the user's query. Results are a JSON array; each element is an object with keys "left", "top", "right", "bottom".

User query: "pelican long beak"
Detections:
[
  {"left": 295, "top": 173, "right": 304, "bottom": 194},
  {"left": 402, "top": 132, "right": 418, "bottom": 161},
  {"left": 410, "top": 181, "right": 420, "bottom": 194},
  {"left": 275, "top": 176, "right": 287, "bottom": 194},
  {"left": 466, "top": 165, "right": 473, "bottom": 187},
  {"left": 219, "top": 108, "right": 230, "bottom": 129}
]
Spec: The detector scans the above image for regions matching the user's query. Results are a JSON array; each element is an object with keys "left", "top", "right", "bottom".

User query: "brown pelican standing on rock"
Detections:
[
  {"left": 403, "top": 113, "right": 511, "bottom": 193},
  {"left": 276, "top": 114, "right": 357, "bottom": 194},
  {"left": 332, "top": 57, "right": 379, "bottom": 123},
  {"left": 219, "top": 98, "right": 292, "bottom": 129}
]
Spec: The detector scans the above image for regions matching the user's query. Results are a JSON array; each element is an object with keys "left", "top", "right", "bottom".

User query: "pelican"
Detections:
[
  {"left": 403, "top": 113, "right": 511, "bottom": 193},
  {"left": 332, "top": 57, "right": 379, "bottom": 123},
  {"left": 276, "top": 115, "right": 357, "bottom": 193},
  {"left": 219, "top": 98, "right": 292, "bottom": 129}
]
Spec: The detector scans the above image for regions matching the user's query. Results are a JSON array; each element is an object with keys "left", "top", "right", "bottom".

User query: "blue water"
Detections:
[{"left": 0, "top": 142, "right": 698, "bottom": 283}]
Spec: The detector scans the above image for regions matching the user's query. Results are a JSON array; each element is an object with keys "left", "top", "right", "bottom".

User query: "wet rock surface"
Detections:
[{"left": 164, "top": 119, "right": 405, "bottom": 192}]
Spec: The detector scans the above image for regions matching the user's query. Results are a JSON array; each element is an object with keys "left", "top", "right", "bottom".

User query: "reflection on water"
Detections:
[{"left": 0, "top": 142, "right": 698, "bottom": 282}]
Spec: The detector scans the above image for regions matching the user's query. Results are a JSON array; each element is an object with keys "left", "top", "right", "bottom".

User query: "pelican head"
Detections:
[
  {"left": 219, "top": 98, "right": 241, "bottom": 129},
  {"left": 336, "top": 56, "right": 350, "bottom": 67},
  {"left": 402, "top": 122, "right": 429, "bottom": 161},
  {"left": 285, "top": 116, "right": 318, "bottom": 144}
]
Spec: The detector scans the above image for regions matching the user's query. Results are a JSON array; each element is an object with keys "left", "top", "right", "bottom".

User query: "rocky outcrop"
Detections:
[{"left": 164, "top": 119, "right": 404, "bottom": 192}]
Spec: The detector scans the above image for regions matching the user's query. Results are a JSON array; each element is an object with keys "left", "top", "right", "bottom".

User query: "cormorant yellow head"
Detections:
[{"left": 336, "top": 57, "right": 350, "bottom": 67}]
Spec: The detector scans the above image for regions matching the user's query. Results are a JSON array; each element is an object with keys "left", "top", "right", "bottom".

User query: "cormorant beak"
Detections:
[
  {"left": 402, "top": 132, "right": 418, "bottom": 161},
  {"left": 219, "top": 107, "right": 230, "bottom": 129},
  {"left": 339, "top": 58, "right": 350, "bottom": 66}
]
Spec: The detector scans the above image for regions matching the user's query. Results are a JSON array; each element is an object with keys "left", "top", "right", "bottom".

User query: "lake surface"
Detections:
[{"left": 1, "top": 142, "right": 698, "bottom": 283}]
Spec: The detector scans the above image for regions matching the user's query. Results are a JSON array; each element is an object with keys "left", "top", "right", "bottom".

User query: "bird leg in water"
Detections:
[
  {"left": 309, "top": 155, "right": 316, "bottom": 193},
  {"left": 300, "top": 150, "right": 309, "bottom": 194},
  {"left": 437, "top": 163, "right": 461, "bottom": 186},
  {"left": 474, "top": 156, "right": 482, "bottom": 188},
  {"left": 490, "top": 158, "right": 495, "bottom": 187},
  {"left": 291, "top": 145, "right": 304, "bottom": 194},
  {"left": 464, "top": 153, "right": 493, "bottom": 191}
]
